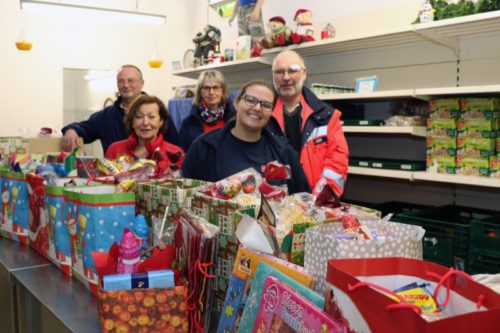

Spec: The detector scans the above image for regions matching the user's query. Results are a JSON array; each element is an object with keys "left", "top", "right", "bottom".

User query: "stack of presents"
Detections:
[{"left": 1, "top": 138, "right": 499, "bottom": 333}]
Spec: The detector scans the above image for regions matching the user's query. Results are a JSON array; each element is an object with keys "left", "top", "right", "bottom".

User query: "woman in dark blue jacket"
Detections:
[
  {"left": 182, "top": 80, "right": 310, "bottom": 194},
  {"left": 178, "top": 70, "right": 236, "bottom": 151}
]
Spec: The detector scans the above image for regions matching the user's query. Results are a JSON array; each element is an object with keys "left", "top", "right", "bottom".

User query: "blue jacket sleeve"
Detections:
[{"left": 61, "top": 111, "right": 102, "bottom": 144}]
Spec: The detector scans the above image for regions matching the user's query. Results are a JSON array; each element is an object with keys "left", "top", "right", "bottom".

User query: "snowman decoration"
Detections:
[{"left": 419, "top": 1, "right": 435, "bottom": 23}]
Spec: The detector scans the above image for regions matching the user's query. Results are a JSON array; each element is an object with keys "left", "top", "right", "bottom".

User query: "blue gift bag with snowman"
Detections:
[
  {"left": 63, "top": 185, "right": 135, "bottom": 294},
  {"left": 1, "top": 171, "right": 29, "bottom": 245}
]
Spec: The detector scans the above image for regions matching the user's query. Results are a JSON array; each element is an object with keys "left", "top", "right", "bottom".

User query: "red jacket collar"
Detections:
[{"left": 126, "top": 133, "right": 164, "bottom": 158}]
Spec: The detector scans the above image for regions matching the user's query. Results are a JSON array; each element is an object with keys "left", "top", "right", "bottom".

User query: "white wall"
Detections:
[{"left": 0, "top": 0, "right": 424, "bottom": 136}]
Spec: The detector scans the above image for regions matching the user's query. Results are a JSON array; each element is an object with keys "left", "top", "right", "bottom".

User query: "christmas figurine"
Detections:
[
  {"left": 260, "top": 16, "right": 292, "bottom": 49},
  {"left": 419, "top": 1, "right": 435, "bottom": 23},
  {"left": 291, "top": 9, "right": 315, "bottom": 44},
  {"left": 117, "top": 228, "right": 140, "bottom": 274}
]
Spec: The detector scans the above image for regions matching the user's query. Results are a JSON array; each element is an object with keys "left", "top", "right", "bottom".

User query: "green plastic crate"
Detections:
[
  {"left": 379, "top": 201, "right": 433, "bottom": 218},
  {"left": 392, "top": 205, "right": 498, "bottom": 270},
  {"left": 468, "top": 251, "right": 500, "bottom": 274},
  {"left": 470, "top": 215, "right": 500, "bottom": 256}
]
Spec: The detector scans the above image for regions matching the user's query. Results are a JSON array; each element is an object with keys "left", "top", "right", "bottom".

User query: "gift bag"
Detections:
[
  {"left": 1, "top": 170, "right": 29, "bottom": 244},
  {"left": 325, "top": 257, "right": 500, "bottom": 333},
  {"left": 97, "top": 285, "right": 189, "bottom": 333},
  {"left": 45, "top": 178, "right": 88, "bottom": 275},
  {"left": 27, "top": 173, "right": 52, "bottom": 259},
  {"left": 63, "top": 185, "right": 135, "bottom": 294},
  {"left": 305, "top": 220, "right": 424, "bottom": 294},
  {"left": 191, "top": 191, "right": 259, "bottom": 313}
]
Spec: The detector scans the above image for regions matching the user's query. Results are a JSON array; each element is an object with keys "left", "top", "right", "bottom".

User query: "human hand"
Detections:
[
  {"left": 228, "top": 15, "right": 235, "bottom": 27},
  {"left": 61, "top": 129, "right": 82, "bottom": 152},
  {"left": 250, "top": 9, "right": 260, "bottom": 22}
]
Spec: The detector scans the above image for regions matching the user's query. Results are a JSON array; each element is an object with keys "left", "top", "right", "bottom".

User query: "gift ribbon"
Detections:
[
  {"left": 186, "top": 259, "right": 215, "bottom": 333},
  {"left": 427, "top": 268, "right": 485, "bottom": 309},
  {"left": 348, "top": 281, "right": 422, "bottom": 314}
]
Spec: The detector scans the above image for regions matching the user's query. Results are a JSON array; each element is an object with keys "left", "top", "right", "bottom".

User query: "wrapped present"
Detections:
[
  {"left": 93, "top": 245, "right": 188, "bottom": 333},
  {"left": 63, "top": 185, "right": 135, "bottom": 294},
  {"left": 97, "top": 285, "right": 189, "bottom": 333},
  {"left": 1, "top": 170, "right": 29, "bottom": 244}
]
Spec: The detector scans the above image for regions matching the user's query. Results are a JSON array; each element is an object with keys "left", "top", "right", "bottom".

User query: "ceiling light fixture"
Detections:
[{"left": 20, "top": 0, "right": 166, "bottom": 25}]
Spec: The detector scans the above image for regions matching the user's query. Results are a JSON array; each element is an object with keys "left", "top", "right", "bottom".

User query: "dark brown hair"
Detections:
[{"left": 124, "top": 95, "right": 168, "bottom": 133}]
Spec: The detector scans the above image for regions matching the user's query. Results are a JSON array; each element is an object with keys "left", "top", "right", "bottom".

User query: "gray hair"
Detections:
[{"left": 193, "top": 70, "right": 228, "bottom": 107}]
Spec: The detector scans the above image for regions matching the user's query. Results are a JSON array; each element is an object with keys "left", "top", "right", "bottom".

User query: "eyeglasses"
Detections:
[
  {"left": 117, "top": 78, "right": 141, "bottom": 85},
  {"left": 201, "top": 85, "right": 222, "bottom": 92},
  {"left": 272, "top": 65, "right": 304, "bottom": 77},
  {"left": 241, "top": 95, "right": 274, "bottom": 111}
]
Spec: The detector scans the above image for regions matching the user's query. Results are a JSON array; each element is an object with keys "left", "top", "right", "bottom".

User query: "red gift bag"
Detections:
[{"left": 325, "top": 257, "right": 500, "bottom": 333}]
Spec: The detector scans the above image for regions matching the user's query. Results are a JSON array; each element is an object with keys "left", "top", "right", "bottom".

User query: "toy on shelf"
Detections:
[
  {"left": 260, "top": 16, "right": 292, "bottom": 49},
  {"left": 291, "top": 8, "right": 315, "bottom": 44},
  {"left": 321, "top": 22, "right": 336, "bottom": 39},
  {"left": 193, "top": 24, "right": 222, "bottom": 66},
  {"left": 419, "top": 1, "right": 436, "bottom": 23}
]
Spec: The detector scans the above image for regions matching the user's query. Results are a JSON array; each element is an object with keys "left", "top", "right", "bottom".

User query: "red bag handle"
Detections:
[
  {"left": 186, "top": 259, "right": 215, "bottom": 333},
  {"left": 348, "top": 281, "right": 422, "bottom": 314},
  {"left": 427, "top": 268, "right": 485, "bottom": 309}
]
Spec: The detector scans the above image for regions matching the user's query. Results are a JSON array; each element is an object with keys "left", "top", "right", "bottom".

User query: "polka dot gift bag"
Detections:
[
  {"left": 63, "top": 185, "right": 135, "bottom": 295},
  {"left": 304, "top": 219, "right": 425, "bottom": 294}
]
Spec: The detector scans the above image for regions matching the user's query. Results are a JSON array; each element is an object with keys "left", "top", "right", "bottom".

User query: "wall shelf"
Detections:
[
  {"left": 348, "top": 166, "right": 414, "bottom": 180},
  {"left": 349, "top": 167, "right": 500, "bottom": 189},
  {"left": 343, "top": 126, "right": 426, "bottom": 137},
  {"left": 318, "top": 89, "right": 418, "bottom": 101},
  {"left": 412, "top": 172, "right": 500, "bottom": 188},
  {"left": 173, "top": 58, "right": 272, "bottom": 80},
  {"left": 173, "top": 11, "right": 500, "bottom": 80}
]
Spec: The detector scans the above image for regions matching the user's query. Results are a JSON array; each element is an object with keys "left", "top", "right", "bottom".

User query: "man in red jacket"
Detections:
[{"left": 267, "top": 49, "right": 349, "bottom": 198}]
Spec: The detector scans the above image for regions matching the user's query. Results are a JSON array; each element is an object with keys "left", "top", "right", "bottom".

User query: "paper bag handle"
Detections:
[
  {"left": 348, "top": 281, "right": 422, "bottom": 314},
  {"left": 427, "top": 268, "right": 485, "bottom": 309}
]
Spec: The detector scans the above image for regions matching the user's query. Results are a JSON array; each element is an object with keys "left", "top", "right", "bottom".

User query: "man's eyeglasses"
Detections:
[
  {"left": 201, "top": 85, "right": 222, "bottom": 92},
  {"left": 241, "top": 95, "right": 274, "bottom": 111},
  {"left": 272, "top": 66, "right": 304, "bottom": 77},
  {"left": 117, "top": 78, "right": 141, "bottom": 85}
]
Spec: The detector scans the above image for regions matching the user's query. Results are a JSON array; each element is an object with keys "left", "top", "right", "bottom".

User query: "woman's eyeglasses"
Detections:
[
  {"left": 241, "top": 95, "right": 274, "bottom": 111},
  {"left": 201, "top": 85, "right": 222, "bottom": 92}
]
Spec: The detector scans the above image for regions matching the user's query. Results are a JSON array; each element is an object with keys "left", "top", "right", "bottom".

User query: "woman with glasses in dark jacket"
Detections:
[
  {"left": 178, "top": 70, "right": 236, "bottom": 151},
  {"left": 182, "top": 80, "right": 310, "bottom": 194}
]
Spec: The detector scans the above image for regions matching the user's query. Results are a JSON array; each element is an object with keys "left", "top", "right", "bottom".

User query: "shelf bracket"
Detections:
[{"left": 413, "top": 29, "right": 460, "bottom": 58}]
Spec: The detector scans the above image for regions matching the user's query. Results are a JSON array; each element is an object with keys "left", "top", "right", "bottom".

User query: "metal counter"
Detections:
[
  {"left": 13, "top": 265, "right": 101, "bottom": 333},
  {"left": 0, "top": 238, "right": 50, "bottom": 333}
]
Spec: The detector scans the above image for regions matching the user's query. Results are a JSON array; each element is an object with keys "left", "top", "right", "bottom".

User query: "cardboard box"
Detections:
[
  {"left": 456, "top": 157, "right": 490, "bottom": 177},
  {"left": 0, "top": 137, "right": 62, "bottom": 156},
  {"left": 428, "top": 98, "right": 460, "bottom": 112}
]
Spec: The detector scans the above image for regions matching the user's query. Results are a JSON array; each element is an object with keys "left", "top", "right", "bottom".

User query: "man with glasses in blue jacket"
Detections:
[{"left": 61, "top": 64, "right": 178, "bottom": 154}]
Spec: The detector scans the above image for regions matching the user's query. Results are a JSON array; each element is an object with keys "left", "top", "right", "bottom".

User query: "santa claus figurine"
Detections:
[
  {"left": 260, "top": 16, "right": 292, "bottom": 49},
  {"left": 291, "top": 9, "right": 315, "bottom": 44}
]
